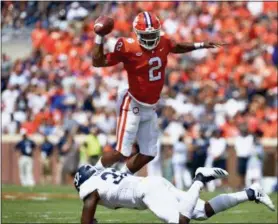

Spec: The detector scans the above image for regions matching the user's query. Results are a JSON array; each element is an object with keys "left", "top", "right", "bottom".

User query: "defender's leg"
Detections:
[
  {"left": 141, "top": 176, "right": 188, "bottom": 224},
  {"left": 191, "top": 183, "right": 275, "bottom": 221}
]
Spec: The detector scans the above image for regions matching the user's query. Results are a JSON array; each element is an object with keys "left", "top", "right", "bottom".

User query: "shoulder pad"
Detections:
[{"left": 79, "top": 176, "right": 98, "bottom": 200}]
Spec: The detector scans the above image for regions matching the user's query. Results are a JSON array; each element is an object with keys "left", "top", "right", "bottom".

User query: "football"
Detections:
[{"left": 94, "top": 15, "right": 114, "bottom": 36}]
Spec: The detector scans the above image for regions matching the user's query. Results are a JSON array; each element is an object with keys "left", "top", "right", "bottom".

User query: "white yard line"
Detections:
[
  {"left": 3, "top": 195, "right": 16, "bottom": 200},
  {"left": 227, "top": 210, "right": 248, "bottom": 214},
  {"left": 29, "top": 196, "right": 48, "bottom": 201}
]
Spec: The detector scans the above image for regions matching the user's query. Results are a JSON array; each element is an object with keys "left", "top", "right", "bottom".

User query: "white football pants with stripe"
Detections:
[{"left": 115, "top": 89, "right": 159, "bottom": 157}]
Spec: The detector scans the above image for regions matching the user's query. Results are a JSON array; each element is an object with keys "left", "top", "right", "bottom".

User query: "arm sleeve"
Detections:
[
  {"left": 79, "top": 177, "right": 106, "bottom": 200},
  {"left": 80, "top": 184, "right": 98, "bottom": 200},
  {"left": 106, "top": 38, "right": 126, "bottom": 66}
]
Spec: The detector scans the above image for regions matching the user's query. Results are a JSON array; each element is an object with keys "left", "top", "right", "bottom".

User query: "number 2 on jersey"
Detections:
[
  {"left": 101, "top": 169, "right": 128, "bottom": 185},
  {"left": 149, "top": 57, "right": 162, "bottom": 81}
]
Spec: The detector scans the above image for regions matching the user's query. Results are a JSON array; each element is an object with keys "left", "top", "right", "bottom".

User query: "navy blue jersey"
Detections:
[
  {"left": 57, "top": 136, "right": 67, "bottom": 156},
  {"left": 15, "top": 139, "right": 36, "bottom": 156},
  {"left": 41, "top": 142, "right": 54, "bottom": 157},
  {"left": 192, "top": 138, "right": 209, "bottom": 159}
]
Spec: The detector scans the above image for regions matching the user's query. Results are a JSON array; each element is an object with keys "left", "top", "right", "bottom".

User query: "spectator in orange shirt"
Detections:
[
  {"left": 264, "top": 2, "right": 278, "bottom": 13},
  {"left": 260, "top": 118, "right": 277, "bottom": 138},
  {"left": 33, "top": 108, "right": 53, "bottom": 128},
  {"left": 21, "top": 121, "right": 38, "bottom": 135},
  {"left": 54, "top": 31, "right": 72, "bottom": 57},
  {"left": 221, "top": 116, "right": 240, "bottom": 138},
  {"left": 31, "top": 21, "right": 47, "bottom": 50},
  {"left": 41, "top": 29, "right": 56, "bottom": 55}
]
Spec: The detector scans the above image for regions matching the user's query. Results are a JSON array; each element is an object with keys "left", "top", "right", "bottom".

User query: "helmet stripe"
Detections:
[
  {"left": 147, "top": 12, "right": 153, "bottom": 27},
  {"left": 143, "top": 11, "right": 151, "bottom": 28}
]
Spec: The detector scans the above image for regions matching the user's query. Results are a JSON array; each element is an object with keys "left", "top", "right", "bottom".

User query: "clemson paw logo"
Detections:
[{"left": 132, "top": 107, "right": 139, "bottom": 114}]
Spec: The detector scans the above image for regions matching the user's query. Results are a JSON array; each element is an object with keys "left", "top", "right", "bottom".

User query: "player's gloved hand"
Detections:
[{"left": 204, "top": 42, "right": 228, "bottom": 48}]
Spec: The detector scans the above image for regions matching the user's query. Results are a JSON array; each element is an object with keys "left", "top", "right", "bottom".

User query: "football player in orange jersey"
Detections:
[{"left": 93, "top": 12, "right": 226, "bottom": 175}]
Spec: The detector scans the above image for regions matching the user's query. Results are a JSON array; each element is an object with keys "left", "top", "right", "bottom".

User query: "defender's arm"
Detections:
[
  {"left": 171, "top": 42, "right": 227, "bottom": 54},
  {"left": 81, "top": 190, "right": 100, "bottom": 224}
]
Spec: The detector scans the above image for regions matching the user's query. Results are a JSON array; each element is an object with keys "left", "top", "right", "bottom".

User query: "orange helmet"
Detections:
[{"left": 133, "top": 12, "right": 161, "bottom": 50}]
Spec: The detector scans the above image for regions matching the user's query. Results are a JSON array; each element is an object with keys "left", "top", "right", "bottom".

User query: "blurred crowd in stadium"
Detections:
[{"left": 1, "top": 1, "right": 277, "bottom": 190}]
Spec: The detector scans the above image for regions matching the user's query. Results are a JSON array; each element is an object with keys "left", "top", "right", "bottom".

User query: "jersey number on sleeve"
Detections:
[
  {"left": 101, "top": 169, "right": 128, "bottom": 185},
  {"left": 149, "top": 57, "right": 162, "bottom": 81},
  {"left": 116, "top": 41, "right": 123, "bottom": 51}
]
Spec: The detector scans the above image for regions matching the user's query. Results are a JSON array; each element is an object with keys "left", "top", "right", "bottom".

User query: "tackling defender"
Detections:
[
  {"left": 92, "top": 11, "right": 226, "bottom": 174},
  {"left": 74, "top": 165, "right": 275, "bottom": 224}
]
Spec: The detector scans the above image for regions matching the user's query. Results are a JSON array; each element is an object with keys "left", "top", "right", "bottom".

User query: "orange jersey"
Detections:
[{"left": 106, "top": 35, "right": 175, "bottom": 105}]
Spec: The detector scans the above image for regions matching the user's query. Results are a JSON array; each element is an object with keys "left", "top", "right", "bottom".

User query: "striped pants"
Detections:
[{"left": 115, "top": 90, "right": 159, "bottom": 157}]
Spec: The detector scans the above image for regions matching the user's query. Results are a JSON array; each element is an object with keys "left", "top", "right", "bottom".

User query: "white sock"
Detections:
[
  {"left": 95, "top": 158, "right": 105, "bottom": 171},
  {"left": 180, "top": 181, "right": 204, "bottom": 219},
  {"left": 121, "top": 164, "right": 133, "bottom": 175},
  {"left": 208, "top": 191, "right": 249, "bottom": 214}
]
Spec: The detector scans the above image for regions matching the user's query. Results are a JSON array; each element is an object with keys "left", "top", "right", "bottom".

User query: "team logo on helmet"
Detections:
[
  {"left": 74, "top": 164, "right": 97, "bottom": 192},
  {"left": 74, "top": 172, "right": 82, "bottom": 188}
]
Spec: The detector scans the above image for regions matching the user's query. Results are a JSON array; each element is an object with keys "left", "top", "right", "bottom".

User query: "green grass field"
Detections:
[{"left": 2, "top": 184, "right": 278, "bottom": 223}]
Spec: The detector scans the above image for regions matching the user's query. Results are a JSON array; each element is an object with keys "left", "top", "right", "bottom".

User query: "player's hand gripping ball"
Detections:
[{"left": 94, "top": 16, "right": 114, "bottom": 36}]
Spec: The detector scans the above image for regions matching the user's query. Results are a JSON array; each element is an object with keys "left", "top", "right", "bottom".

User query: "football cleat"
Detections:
[
  {"left": 246, "top": 183, "right": 275, "bottom": 211},
  {"left": 194, "top": 167, "right": 229, "bottom": 183}
]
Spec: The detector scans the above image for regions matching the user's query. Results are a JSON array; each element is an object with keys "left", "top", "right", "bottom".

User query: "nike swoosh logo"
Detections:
[{"left": 160, "top": 48, "right": 164, "bottom": 51}]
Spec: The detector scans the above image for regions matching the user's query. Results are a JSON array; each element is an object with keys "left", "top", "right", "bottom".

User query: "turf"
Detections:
[{"left": 2, "top": 184, "right": 278, "bottom": 223}]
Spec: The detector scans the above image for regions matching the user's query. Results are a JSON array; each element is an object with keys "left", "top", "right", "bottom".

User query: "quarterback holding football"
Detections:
[{"left": 93, "top": 12, "right": 226, "bottom": 175}]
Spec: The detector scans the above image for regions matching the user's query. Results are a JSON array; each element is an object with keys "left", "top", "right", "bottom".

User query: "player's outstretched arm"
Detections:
[
  {"left": 81, "top": 191, "right": 100, "bottom": 224},
  {"left": 171, "top": 42, "right": 227, "bottom": 54}
]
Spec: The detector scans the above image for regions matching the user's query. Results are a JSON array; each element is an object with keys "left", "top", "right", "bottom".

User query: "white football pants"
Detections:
[
  {"left": 18, "top": 155, "right": 35, "bottom": 186},
  {"left": 141, "top": 176, "right": 208, "bottom": 223},
  {"left": 115, "top": 90, "right": 159, "bottom": 157}
]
